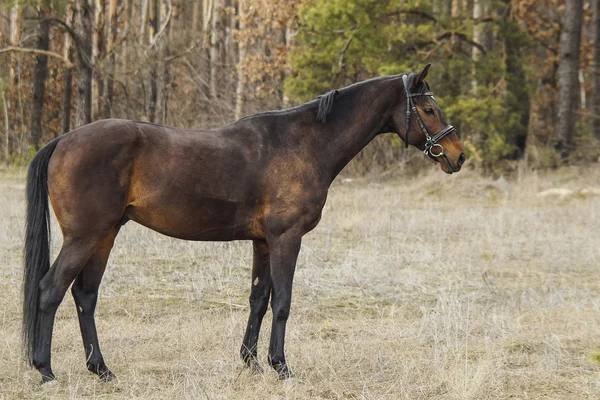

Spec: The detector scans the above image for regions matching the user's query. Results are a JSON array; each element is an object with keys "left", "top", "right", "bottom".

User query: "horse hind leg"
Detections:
[
  {"left": 71, "top": 227, "right": 119, "bottom": 381},
  {"left": 33, "top": 235, "right": 104, "bottom": 383}
]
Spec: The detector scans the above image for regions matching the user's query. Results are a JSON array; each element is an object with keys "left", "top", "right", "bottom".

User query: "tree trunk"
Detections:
[
  {"left": 62, "top": 3, "right": 74, "bottom": 133},
  {"left": 9, "top": 2, "right": 23, "bottom": 84},
  {"left": 30, "top": 8, "right": 51, "bottom": 150},
  {"left": 235, "top": 0, "right": 246, "bottom": 120},
  {"left": 149, "top": 0, "right": 161, "bottom": 123},
  {"left": 282, "top": 26, "right": 296, "bottom": 108},
  {"left": 74, "top": 0, "right": 96, "bottom": 127},
  {"left": 140, "top": 0, "right": 149, "bottom": 44},
  {"left": 500, "top": 0, "right": 529, "bottom": 158},
  {"left": 192, "top": 0, "right": 201, "bottom": 34},
  {"left": 62, "top": 62, "right": 74, "bottom": 133},
  {"left": 451, "top": 0, "right": 461, "bottom": 18},
  {"left": 162, "top": 4, "right": 174, "bottom": 124},
  {"left": 202, "top": 0, "right": 213, "bottom": 96},
  {"left": 203, "top": 0, "right": 213, "bottom": 47},
  {"left": 554, "top": 0, "right": 583, "bottom": 160},
  {"left": 102, "top": 0, "right": 118, "bottom": 119},
  {"left": 9, "top": 2, "right": 21, "bottom": 45},
  {"left": 93, "top": 0, "right": 103, "bottom": 118},
  {"left": 505, "top": 42, "right": 530, "bottom": 158},
  {"left": 119, "top": 0, "right": 133, "bottom": 106},
  {"left": 579, "top": 70, "right": 586, "bottom": 109},
  {"left": 592, "top": 0, "right": 600, "bottom": 139},
  {"left": 450, "top": 0, "right": 462, "bottom": 46},
  {"left": 210, "top": 0, "right": 224, "bottom": 99},
  {"left": 471, "top": 0, "right": 483, "bottom": 92},
  {"left": 1, "top": 87, "right": 8, "bottom": 164},
  {"left": 225, "top": 0, "right": 236, "bottom": 68}
]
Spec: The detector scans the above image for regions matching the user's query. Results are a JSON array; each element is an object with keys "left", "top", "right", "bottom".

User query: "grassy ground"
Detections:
[{"left": 1, "top": 165, "right": 600, "bottom": 399}]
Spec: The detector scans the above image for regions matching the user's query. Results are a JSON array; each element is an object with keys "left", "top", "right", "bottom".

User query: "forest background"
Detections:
[{"left": 0, "top": 0, "right": 599, "bottom": 174}]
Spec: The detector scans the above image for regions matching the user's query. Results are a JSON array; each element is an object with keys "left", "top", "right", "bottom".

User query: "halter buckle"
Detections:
[{"left": 424, "top": 143, "right": 444, "bottom": 157}]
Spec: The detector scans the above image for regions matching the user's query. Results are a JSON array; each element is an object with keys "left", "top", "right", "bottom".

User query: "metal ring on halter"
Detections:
[{"left": 425, "top": 143, "right": 444, "bottom": 157}]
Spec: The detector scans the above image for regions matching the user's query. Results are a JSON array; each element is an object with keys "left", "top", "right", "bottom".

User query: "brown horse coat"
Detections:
[{"left": 23, "top": 66, "right": 465, "bottom": 382}]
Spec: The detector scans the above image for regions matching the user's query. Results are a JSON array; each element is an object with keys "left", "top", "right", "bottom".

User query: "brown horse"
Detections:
[{"left": 23, "top": 65, "right": 465, "bottom": 383}]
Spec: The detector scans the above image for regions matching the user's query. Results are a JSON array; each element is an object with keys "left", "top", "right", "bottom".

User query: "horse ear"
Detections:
[{"left": 413, "top": 64, "right": 431, "bottom": 86}]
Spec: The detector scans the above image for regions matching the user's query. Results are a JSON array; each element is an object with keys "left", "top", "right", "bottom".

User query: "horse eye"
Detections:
[{"left": 424, "top": 108, "right": 435, "bottom": 115}]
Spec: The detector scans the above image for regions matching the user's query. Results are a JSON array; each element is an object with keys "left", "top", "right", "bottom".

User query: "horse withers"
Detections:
[{"left": 22, "top": 64, "right": 465, "bottom": 382}]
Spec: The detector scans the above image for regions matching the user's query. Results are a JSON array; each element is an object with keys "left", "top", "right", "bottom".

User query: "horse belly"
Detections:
[{"left": 125, "top": 196, "right": 258, "bottom": 241}]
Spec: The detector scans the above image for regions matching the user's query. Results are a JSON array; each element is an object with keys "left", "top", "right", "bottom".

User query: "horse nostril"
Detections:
[{"left": 457, "top": 153, "right": 466, "bottom": 168}]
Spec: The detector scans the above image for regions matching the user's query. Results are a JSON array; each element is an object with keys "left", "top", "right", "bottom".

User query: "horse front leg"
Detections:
[
  {"left": 241, "top": 240, "right": 272, "bottom": 373},
  {"left": 266, "top": 232, "right": 302, "bottom": 379}
]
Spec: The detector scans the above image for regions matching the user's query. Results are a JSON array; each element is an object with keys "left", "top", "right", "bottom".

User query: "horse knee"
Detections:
[
  {"left": 272, "top": 303, "right": 290, "bottom": 322},
  {"left": 256, "top": 300, "right": 269, "bottom": 317},
  {"left": 249, "top": 292, "right": 269, "bottom": 315}
]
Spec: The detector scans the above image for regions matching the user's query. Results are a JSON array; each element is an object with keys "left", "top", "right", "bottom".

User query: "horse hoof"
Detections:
[
  {"left": 99, "top": 369, "right": 117, "bottom": 382},
  {"left": 242, "top": 353, "right": 264, "bottom": 375},
  {"left": 276, "top": 364, "right": 294, "bottom": 380},
  {"left": 250, "top": 361, "right": 264, "bottom": 375},
  {"left": 40, "top": 374, "right": 57, "bottom": 385},
  {"left": 88, "top": 363, "right": 117, "bottom": 382}
]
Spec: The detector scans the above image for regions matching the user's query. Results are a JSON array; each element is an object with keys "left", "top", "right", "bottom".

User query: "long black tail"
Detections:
[{"left": 22, "top": 137, "right": 61, "bottom": 365}]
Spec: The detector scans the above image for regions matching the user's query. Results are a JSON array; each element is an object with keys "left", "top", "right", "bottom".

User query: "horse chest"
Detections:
[{"left": 261, "top": 185, "right": 327, "bottom": 236}]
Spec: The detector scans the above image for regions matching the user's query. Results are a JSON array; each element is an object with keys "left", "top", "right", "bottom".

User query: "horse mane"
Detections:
[
  {"left": 238, "top": 75, "right": 408, "bottom": 125},
  {"left": 316, "top": 89, "right": 339, "bottom": 123},
  {"left": 314, "top": 74, "right": 429, "bottom": 124}
]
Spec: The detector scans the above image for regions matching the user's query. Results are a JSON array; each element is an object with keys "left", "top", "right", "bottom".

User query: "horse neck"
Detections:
[{"left": 308, "top": 78, "right": 400, "bottom": 183}]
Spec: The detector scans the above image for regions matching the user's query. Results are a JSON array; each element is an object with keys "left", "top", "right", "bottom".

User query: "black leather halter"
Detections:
[{"left": 402, "top": 73, "right": 456, "bottom": 157}]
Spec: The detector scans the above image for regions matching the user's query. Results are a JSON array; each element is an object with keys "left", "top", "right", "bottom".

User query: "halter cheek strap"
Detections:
[
  {"left": 402, "top": 73, "right": 456, "bottom": 157},
  {"left": 402, "top": 74, "right": 413, "bottom": 150}
]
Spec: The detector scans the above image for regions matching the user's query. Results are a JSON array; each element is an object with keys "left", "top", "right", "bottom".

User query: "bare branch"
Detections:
[
  {"left": 338, "top": 36, "right": 354, "bottom": 70},
  {"left": 422, "top": 41, "right": 444, "bottom": 61},
  {"left": 0, "top": 46, "right": 74, "bottom": 68},
  {"left": 437, "top": 32, "right": 487, "bottom": 55},
  {"left": 165, "top": 38, "right": 204, "bottom": 63},
  {"left": 25, "top": 17, "right": 81, "bottom": 47},
  {"left": 386, "top": 10, "right": 437, "bottom": 22},
  {"left": 24, "top": 16, "right": 94, "bottom": 69}
]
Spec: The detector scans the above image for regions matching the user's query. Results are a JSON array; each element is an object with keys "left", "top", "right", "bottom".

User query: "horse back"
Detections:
[{"left": 48, "top": 119, "right": 266, "bottom": 240}]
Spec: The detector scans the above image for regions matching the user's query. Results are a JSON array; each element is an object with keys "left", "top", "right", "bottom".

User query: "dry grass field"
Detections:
[{"left": 1, "top": 165, "right": 600, "bottom": 399}]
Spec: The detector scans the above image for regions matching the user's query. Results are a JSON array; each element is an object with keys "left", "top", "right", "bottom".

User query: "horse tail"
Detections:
[{"left": 22, "top": 137, "right": 61, "bottom": 365}]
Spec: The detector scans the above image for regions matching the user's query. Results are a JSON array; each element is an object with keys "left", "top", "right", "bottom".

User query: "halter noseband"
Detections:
[{"left": 402, "top": 73, "right": 455, "bottom": 157}]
